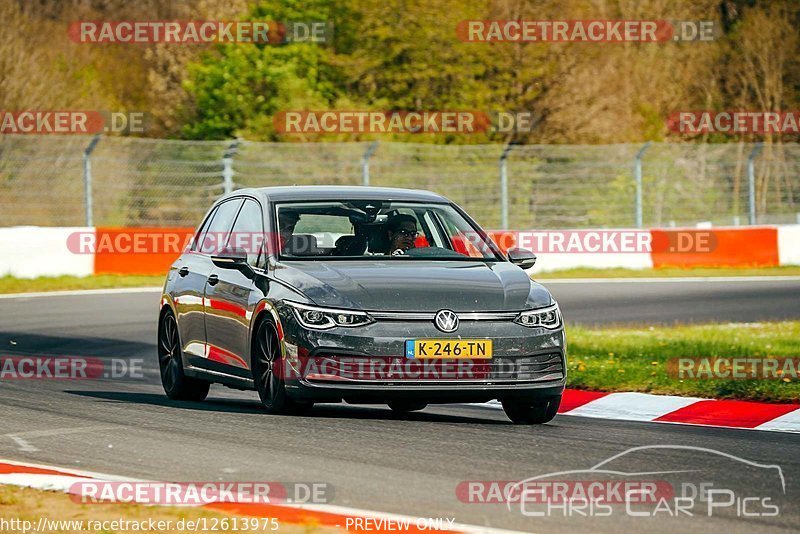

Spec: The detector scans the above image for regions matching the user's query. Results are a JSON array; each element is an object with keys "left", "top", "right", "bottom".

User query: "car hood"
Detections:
[{"left": 273, "top": 260, "right": 552, "bottom": 312}]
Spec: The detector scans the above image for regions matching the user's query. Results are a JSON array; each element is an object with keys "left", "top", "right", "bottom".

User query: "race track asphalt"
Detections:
[{"left": 1, "top": 279, "right": 798, "bottom": 532}]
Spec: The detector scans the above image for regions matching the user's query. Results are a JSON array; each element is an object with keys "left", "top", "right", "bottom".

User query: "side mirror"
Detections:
[
  {"left": 507, "top": 247, "right": 537, "bottom": 270},
  {"left": 211, "top": 247, "right": 249, "bottom": 269}
]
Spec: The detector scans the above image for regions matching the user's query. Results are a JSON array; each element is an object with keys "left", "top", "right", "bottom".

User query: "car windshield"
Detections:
[{"left": 274, "top": 200, "right": 500, "bottom": 261}]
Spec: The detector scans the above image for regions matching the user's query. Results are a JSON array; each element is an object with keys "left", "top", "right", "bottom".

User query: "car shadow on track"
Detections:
[
  {"left": 66, "top": 390, "right": 509, "bottom": 424},
  {"left": 0, "top": 331, "right": 152, "bottom": 358}
]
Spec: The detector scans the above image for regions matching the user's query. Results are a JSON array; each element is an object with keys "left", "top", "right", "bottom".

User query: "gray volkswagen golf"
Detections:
[{"left": 158, "top": 186, "right": 566, "bottom": 424}]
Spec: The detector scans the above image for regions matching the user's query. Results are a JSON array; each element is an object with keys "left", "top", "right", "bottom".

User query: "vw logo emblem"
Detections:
[{"left": 434, "top": 309, "right": 459, "bottom": 333}]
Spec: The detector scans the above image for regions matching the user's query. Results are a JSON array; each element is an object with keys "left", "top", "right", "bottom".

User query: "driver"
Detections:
[{"left": 385, "top": 213, "right": 418, "bottom": 255}]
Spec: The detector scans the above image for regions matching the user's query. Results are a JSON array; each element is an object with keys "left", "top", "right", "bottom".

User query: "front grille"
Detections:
[
  {"left": 301, "top": 352, "right": 564, "bottom": 385},
  {"left": 490, "top": 353, "right": 564, "bottom": 381}
]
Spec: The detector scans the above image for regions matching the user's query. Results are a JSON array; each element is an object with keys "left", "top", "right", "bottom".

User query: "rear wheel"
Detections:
[
  {"left": 502, "top": 396, "right": 561, "bottom": 424},
  {"left": 253, "top": 320, "right": 312, "bottom": 414},
  {"left": 387, "top": 401, "right": 427, "bottom": 413},
  {"left": 158, "top": 311, "right": 210, "bottom": 401}
]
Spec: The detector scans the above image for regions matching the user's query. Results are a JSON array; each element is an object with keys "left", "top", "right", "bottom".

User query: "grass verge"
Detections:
[
  {"left": 0, "top": 274, "right": 164, "bottom": 294},
  {"left": 566, "top": 321, "right": 800, "bottom": 403},
  {"left": 535, "top": 265, "right": 800, "bottom": 279},
  {"left": 0, "top": 485, "right": 334, "bottom": 533}
]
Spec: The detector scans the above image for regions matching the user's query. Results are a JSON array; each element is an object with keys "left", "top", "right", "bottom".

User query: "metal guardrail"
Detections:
[{"left": 0, "top": 136, "right": 797, "bottom": 229}]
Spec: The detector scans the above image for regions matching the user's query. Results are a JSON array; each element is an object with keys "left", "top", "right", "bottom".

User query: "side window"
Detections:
[
  {"left": 228, "top": 199, "right": 265, "bottom": 268},
  {"left": 198, "top": 198, "right": 244, "bottom": 255},
  {"left": 191, "top": 206, "right": 217, "bottom": 252}
]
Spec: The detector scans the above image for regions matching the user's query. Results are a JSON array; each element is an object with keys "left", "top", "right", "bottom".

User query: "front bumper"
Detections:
[{"left": 278, "top": 306, "right": 567, "bottom": 404}]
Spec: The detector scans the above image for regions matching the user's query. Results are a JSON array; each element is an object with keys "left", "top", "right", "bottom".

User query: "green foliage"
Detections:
[{"left": 182, "top": 0, "right": 346, "bottom": 140}]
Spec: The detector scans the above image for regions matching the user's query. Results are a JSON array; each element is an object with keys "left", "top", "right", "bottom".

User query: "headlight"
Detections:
[
  {"left": 514, "top": 304, "right": 561, "bottom": 329},
  {"left": 286, "top": 301, "right": 374, "bottom": 330}
]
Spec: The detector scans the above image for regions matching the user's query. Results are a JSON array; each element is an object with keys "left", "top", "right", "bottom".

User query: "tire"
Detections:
[
  {"left": 253, "top": 320, "right": 312, "bottom": 415},
  {"left": 502, "top": 396, "right": 561, "bottom": 424},
  {"left": 158, "top": 310, "right": 210, "bottom": 401},
  {"left": 387, "top": 401, "right": 428, "bottom": 413}
]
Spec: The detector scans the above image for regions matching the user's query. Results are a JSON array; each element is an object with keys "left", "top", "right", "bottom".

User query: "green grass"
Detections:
[
  {"left": 535, "top": 265, "right": 800, "bottom": 279},
  {"left": 567, "top": 321, "right": 800, "bottom": 402},
  {"left": 0, "top": 274, "right": 164, "bottom": 294}
]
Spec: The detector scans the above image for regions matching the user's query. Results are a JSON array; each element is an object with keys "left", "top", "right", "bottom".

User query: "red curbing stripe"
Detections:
[
  {"left": 0, "top": 463, "right": 90, "bottom": 478},
  {"left": 558, "top": 389, "right": 610, "bottom": 413},
  {"left": 654, "top": 399, "right": 800, "bottom": 428}
]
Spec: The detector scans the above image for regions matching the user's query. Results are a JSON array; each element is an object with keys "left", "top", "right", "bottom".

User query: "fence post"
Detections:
[
  {"left": 222, "top": 139, "right": 241, "bottom": 195},
  {"left": 499, "top": 143, "right": 515, "bottom": 229},
  {"left": 634, "top": 141, "right": 651, "bottom": 228},
  {"left": 83, "top": 134, "right": 101, "bottom": 226},
  {"left": 361, "top": 142, "right": 378, "bottom": 186},
  {"left": 747, "top": 142, "right": 764, "bottom": 225}
]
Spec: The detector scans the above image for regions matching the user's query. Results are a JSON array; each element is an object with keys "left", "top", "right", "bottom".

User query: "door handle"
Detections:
[
  {"left": 207, "top": 274, "right": 219, "bottom": 286},
  {"left": 178, "top": 266, "right": 190, "bottom": 277}
]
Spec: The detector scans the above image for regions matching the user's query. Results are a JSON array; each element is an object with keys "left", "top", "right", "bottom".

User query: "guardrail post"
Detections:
[
  {"left": 634, "top": 141, "right": 651, "bottom": 228},
  {"left": 83, "top": 134, "right": 101, "bottom": 226},
  {"left": 747, "top": 142, "right": 764, "bottom": 225},
  {"left": 222, "top": 139, "right": 241, "bottom": 195},
  {"left": 361, "top": 142, "right": 378, "bottom": 186},
  {"left": 499, "top": 143, "right": 515, "bottom": 229}
]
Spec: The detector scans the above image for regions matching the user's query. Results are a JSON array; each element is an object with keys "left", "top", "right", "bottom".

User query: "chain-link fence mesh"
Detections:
[{"left": 1, "top": 135, "right": 798, "bottom": 229}]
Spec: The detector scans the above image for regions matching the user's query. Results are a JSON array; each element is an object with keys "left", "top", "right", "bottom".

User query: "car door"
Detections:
[
  {"left": 174, "top": 197, "right": 243, "bottom": 368},
  {"left": 203, "top": 197, "right": 265, "bottom": 377},
  {"left": 172, "top": 206, "right": 217, "bottom": 361}
]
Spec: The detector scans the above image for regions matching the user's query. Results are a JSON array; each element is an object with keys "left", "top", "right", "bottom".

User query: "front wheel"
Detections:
[
  {"left": 502, "top": 396, "right": 561, "bottom": 424},
  {"left": 253, "top": 320, "right": 312, "bottom": 415},
  {"left": 158, "top": 311, "right": 210, "bottom": 401}
]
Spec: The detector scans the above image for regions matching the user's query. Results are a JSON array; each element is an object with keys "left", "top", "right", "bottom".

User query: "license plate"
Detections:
[{"left": 405, "top": 339, "right": 493, "bottom": 359}]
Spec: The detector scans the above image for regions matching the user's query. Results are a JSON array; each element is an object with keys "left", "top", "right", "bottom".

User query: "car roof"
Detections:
[{"left": 222, "top": 186, "right": 450, "bottom": 203}]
